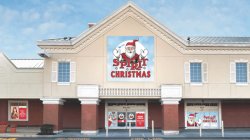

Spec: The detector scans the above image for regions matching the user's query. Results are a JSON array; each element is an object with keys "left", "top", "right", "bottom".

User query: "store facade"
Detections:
[{"left": 1, "top": 2, "right": 250, "bottom": 135}]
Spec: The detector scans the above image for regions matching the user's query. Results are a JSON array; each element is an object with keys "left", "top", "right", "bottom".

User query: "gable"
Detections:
[
  {"left": 38, "top": 2, "right": 187, "bottom": 54},
  {"left": 76, "top": 15, "right": 183, "bottom": 57},
  {"left": 106, "top": 16, "right": 153, "bottom": 36}
]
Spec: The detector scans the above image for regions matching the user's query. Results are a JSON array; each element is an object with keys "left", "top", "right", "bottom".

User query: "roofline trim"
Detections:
[
  {"left": 37, "top": 2, "right": 188, "bottom": 47},
  {"left": 0, "top": 53, "right": 44, "bottom": 69}
]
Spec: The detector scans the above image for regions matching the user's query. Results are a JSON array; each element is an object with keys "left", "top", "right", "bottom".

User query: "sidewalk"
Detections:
[{"left": 1, "top": 127, "right": 250, "bottom": 139}]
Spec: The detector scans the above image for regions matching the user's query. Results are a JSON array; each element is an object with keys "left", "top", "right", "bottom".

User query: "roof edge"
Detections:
[{"left": 0, "top": 52, "right": 44, "bottom": 69}]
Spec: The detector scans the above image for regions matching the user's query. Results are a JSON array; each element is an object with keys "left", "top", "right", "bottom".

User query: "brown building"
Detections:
[{"left": 1, "top": 2, "right": 250, "bottom": 135}]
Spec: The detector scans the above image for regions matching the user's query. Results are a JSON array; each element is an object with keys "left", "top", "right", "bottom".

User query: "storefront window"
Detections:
[
  {"left": 106, "top": 101, "right": 147, "bottom": 129},
  {"left": 107, "top": 111, "right": 145, "bottom": 128},
  {"left": 8, "top": 100, "right": 28, "bottom": 121},
  {"left": 186, "top": 112, "right": 219, "bottom": 128},
  {"left": 185, "top": 101, "right": 220, "bottom": 129}
]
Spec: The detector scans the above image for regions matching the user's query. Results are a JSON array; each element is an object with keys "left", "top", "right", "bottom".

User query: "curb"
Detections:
[{"left": 1, "top": 135, "right": 250, "bottom": 139}]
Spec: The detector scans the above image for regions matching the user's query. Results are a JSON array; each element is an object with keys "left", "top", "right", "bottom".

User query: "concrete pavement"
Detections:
[{"left": 1, "top": 127, "right": 250, "bottom": 139}]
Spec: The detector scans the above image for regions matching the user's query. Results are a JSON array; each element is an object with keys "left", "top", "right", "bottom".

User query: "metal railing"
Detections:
[
  {"left": 99, "top": 88, "right": 161, "bottom": 98},
  {"left": 199, "top": 120, "right": 224, "bottom": 137}
]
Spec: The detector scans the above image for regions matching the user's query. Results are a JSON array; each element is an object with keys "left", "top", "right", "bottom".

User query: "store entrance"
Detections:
[{"left": 106, "top": 100, "right": 147, "bottom": 129}]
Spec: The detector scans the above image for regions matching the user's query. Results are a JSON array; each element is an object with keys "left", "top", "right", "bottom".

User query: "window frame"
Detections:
[
  {"left": 189, "top": 60, "right": 203, "bottom": 86},
  {"left": 8, "top": 100, "right": 29, "bottom": 121},
  {"left": 235, "top": 59, "right": 249, "bottom": 85},
  {"left": 57, "top": 61, "right": 71, "bottom": 85}
]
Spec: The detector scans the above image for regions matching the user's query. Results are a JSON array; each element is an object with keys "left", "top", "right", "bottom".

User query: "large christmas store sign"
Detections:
[{"left": 107, "top": 36, "right": 154, "bottom": 81}]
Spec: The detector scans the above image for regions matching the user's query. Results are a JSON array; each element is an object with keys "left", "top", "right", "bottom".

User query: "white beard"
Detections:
[
  {"left": 187, "top": 119, "right": 194, "bottom": 125},
  {"left": 125, "top": 50, "right": 135, "bottom": 59}
]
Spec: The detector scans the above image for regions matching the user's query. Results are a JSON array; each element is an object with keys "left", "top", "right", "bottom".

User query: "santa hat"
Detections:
[
  {"left": 189, "top": 113, "right": 196, "bottom": 118},
  {"left": 126, "top": 40, "right": 138, "bottom": 48}
]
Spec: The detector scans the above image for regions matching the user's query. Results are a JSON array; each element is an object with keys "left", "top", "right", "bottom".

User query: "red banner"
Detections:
[
  {"left": 136, "top": 112, "right": 145, "bottom": 127},
  {"left": 19, "top": 107, "right": 27, "bottom": 120}
]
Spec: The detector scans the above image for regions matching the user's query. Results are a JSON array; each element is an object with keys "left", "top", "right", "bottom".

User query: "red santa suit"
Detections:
[{"left": 121, "top": 53, "right": 140, "bottom": 63}]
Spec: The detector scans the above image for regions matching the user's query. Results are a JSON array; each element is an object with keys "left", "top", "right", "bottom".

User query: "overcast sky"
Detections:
[{"left": 0, "top": 0, "right": 250, "bottom": 59}]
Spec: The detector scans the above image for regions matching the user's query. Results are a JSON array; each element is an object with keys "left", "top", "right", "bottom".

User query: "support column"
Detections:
[
  {"left": 79, "top": 98, "right": 99, "bottom": 135},
  {"left": 40, "top": 98, "right": 64, "bottom": 133},
  {"left": 161, "top": 85, "right": 182, "bottom": 135},
  {"left": 161, "top": 99, "right": 180, "bottom": 135},
  {"left": 77, "top": 85, "right": 99, "bottom": 135}
]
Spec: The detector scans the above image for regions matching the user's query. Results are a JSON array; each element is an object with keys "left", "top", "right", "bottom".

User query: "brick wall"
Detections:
[
  {"left": 81, "top": 104, "right": 98, "bottom": 130},
  {"left": 178, "top": 101, "right": 185, "bottom": 128},
  {"left": 148, "top": 102, "right": 162, "bottom": 129},
  {"left": 43, "top": 104, "right": 63, "bottom": 131},
  {"left": 148, "top": 101, "right": 184, "bottom": 129},
  {"left": 162, "top": 104, "right": 179, "bottom": 131},
  {"left": 222, "top": 100, "right": 250, "bottom": 128},
  {"left": 0, "top": 99, "right": 8, "bottom": 122},
  {"left": 63, "top": 99, "right": 81, "bottom": 129},
  {"left": 0, "top": 99, "right": 43, "bottom": 126},
  {"left": 98, "top": 102, "right": 105, "bottom": 129}
]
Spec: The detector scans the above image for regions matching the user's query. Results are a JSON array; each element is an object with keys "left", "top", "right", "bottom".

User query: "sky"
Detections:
[{"left": 0, "top": 0, "right": 250, "bottom": 59}]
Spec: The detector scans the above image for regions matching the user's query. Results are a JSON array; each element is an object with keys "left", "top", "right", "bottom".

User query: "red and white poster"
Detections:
[
  {"left": 107, "top": 112, "right": 117, "bottom": 127},
  {"left": 136, "top": 112, "right": 145, "bottom": 127},
  {"left": 118, "top": 112, "right": 126, "bottom": 127},
  {"left": 18, "top": 106, "right": 27, "bottom": 120}
]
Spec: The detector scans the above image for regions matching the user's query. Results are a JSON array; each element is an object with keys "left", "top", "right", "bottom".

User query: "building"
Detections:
[{"left": 1, "top": 2, "right": 250, "bottom": 135}]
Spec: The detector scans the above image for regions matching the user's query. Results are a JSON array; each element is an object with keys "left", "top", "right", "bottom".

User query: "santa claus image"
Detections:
[
  {"left": 107, "top": 112, "right": 117, "bottom": 127},
  {"left": 120, "top": 40, "right": 140, "bottom": 63},
  {"left": 113, "top": 39, "right": 148, "bottom": 63},
  {"left": 187, "top": 113, "right": 198, "bottom": 127},
  {"left": 108, "top": 115, "right": 113, "bottom": 127}
]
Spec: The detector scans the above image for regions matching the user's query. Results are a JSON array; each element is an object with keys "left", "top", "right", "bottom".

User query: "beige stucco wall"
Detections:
[
  {"left": 0, "top": 53, "right": 43, "bottom": 98},
  {"left": 182, "top": 54, "right": 250, "bottom": 99},
  {"left": 41, "top": 17, "right": 250, "bottom": 99}
]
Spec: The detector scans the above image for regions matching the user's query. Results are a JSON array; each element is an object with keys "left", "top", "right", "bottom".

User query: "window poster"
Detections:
[
  {"left": 127, "top": 112, "right": 136, "bottom": 127},
  {"left": 186, "top": 112, "right": 219, "bottom": 128},
  {"left": 202, "top": 112, "right": 219, "bottom": 128},
  {"left": 117, "top": 112, "right": 126, "bottom": 127},
  {"left": 136, "top": 112, "right": 145, "bottom": 127},
  {"left": 108, "top": 112, "right": 117, "bottom": 127},
  {"left": 107, "top": 36, "right": 154, "bottom": 81},
  {"left": 9, "top": 101, "right": 28, "bottom": 121}
]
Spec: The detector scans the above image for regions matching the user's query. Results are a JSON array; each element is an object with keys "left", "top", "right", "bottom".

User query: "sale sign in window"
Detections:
[
  {"left": 136, "top": 112, "right": 145, "bottom": 127},
  {"left": 18, "top": 107, "right": 27, "bottom": 120}
]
